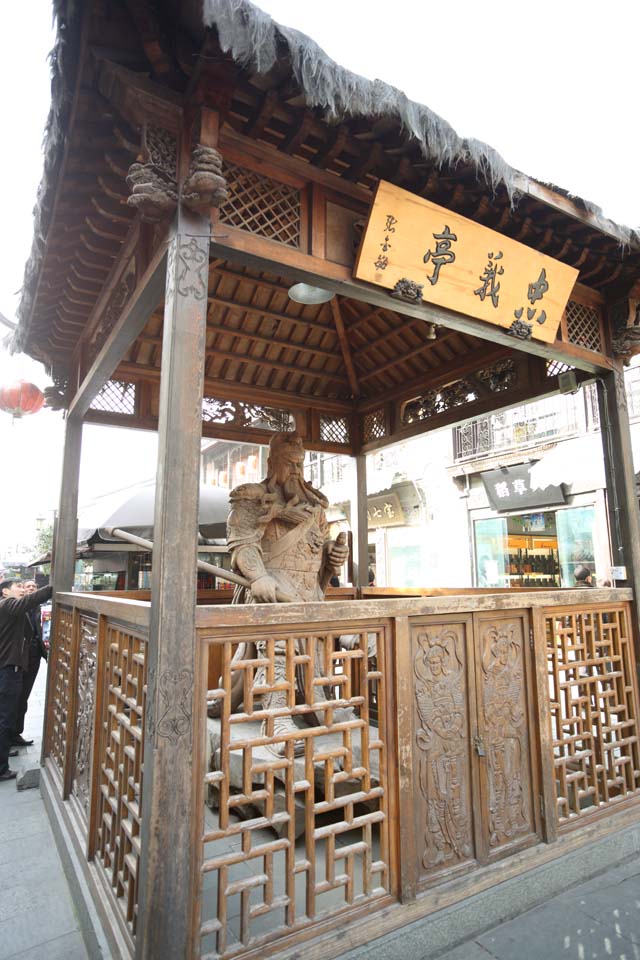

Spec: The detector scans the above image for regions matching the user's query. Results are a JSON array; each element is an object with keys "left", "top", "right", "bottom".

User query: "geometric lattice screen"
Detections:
[
  {"left": 219, "top": 162, "right": 302, "bottom": 248},
  {"left": 564, "top": 300, "right": 603, "bottom": 353},
  {"left": 89, "top": 379, "right": 136, "bottom": 415},
  {"left": 545, "top": 606, "right": 640, "bottom": 825},
  {"left": 319, "top": 415, "right": 351, "bottom": 445}
]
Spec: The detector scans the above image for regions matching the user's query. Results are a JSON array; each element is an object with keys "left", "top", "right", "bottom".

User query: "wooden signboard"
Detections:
[{"left": 354, "top": 181, "right": 579, "bottom": 344}]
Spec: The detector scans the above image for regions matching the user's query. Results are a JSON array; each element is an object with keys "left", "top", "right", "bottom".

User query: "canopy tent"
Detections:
[{"left": 77, "top": 480, "right": 230, "bottom": 544}]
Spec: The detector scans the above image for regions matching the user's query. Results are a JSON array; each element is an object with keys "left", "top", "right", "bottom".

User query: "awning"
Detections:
[{"left": 528, "top": 435, "right": 606, "bottom": 492}]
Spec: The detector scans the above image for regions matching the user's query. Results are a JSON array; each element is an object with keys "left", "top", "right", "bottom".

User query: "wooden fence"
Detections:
[{"left": 42, "top": 589, "right": 640, "bottom": 959}]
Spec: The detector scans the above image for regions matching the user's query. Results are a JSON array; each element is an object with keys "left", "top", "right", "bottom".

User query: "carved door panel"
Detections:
[
  {"left": 410, "top": 616, "right": 482, "bottom": 886},
  {"left": 472, "top": 610, "right": 540, "bottom": 863}
]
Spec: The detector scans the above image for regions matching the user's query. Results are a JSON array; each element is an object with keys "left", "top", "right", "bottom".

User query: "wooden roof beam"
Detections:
[
  {"left": 329, "top": 297, "right": 359, "bottom": 397},
  {"left": 67, "top": 240, "right": 167, "bottom": 419},
  {"left": 97, "top": 59, "right": 183, "bottom": 134}
]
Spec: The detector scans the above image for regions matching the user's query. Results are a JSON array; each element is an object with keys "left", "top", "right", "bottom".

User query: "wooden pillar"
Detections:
[
  {"left": 135, "top": 116, "right": 214, "bottom": 960},
  {"left": 597, "top": 366, "right": 640, "bottom": 620},
  {"left": 52, "top": 415, "right": 83, "bottom": 591},
  {"left": 353, "top": 453, "right": 369, "bottom": 590}
]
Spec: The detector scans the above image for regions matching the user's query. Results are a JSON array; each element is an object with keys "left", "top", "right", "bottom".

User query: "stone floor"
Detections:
[{"left": 0, "top": 666, "right": 89, "bottom": 960}]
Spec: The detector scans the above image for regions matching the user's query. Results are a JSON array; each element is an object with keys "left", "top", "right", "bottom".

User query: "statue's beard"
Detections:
[{"left": 267, "top": 460, "right": 328, "bottom": 507}]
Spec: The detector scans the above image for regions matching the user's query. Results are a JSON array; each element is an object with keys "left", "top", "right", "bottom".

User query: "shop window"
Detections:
[{"left": 556, "top": 506, "right": 596, "bottom": 586}]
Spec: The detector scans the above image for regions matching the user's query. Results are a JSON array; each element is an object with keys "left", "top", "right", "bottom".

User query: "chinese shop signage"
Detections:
[
  {"left": 354, "top": 181, "right": 579, "bottom": 344},
  {"left": 481, "top": 464, "right": 566, "bottom": 511},
  {"left": 367, "top": 493, "right": 405, "bottom": 527}
]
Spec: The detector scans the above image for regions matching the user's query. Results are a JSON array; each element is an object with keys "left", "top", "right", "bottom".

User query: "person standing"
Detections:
[
  {"left": 0, "top": 579, "right": 53, "bottom": 781},
  {"left": 13, "top": 580, "right": 49, "bottom": 748}
]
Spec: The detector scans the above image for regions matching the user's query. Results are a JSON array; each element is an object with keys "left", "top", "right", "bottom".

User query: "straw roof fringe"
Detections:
[
  {"left": 205, "top": 0, "right": 638, "bottom": 244},
  {"left": 12, "top": 0, "right": 80, "bottom": 356}
]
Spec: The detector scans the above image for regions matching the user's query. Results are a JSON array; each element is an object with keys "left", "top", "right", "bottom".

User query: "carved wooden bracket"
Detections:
[{"left": 610, "top": 298, "right": 640, "bottom": 364}]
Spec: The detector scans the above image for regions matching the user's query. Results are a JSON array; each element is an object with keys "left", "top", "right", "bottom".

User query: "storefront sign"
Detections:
[
  {"left": 367, "top": 492, "right": 404, "bottom": 526},
  {"left": 354, "top": 180, "right": 579, "bottom": 344},
  {"left": 481, "top": 464, "right": 566, "bottom": 511}
]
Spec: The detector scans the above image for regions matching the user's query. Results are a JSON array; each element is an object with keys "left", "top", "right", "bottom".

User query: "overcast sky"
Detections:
[{"left": 0, "top": 0, "right": 638, "bottom": 554}]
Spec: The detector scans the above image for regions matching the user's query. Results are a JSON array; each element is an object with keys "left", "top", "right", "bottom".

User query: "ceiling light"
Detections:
[{"left": 287, "top": 283, "right": 334, "bottom": 305}]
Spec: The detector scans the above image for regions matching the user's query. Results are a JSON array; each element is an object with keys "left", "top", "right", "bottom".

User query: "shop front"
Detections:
[{"left": 472, "top": 460, "right": 610, "bottom": 588}]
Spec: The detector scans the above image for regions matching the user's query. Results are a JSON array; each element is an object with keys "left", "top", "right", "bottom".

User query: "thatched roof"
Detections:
[{"left": 12, "top": 0, "right": 640, "bottom": 367}]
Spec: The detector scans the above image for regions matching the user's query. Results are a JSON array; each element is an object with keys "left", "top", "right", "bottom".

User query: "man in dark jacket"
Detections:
[
  {"left": 0, "top": 579, "right": 53, "bottom": 780},
  {"left": 13, "top": 580, "right": 49, "bottom": 748}
]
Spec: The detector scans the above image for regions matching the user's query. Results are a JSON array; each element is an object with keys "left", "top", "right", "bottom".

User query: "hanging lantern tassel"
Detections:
[{"left": 0, "top": 381, "right": 45, "bottom": 420}]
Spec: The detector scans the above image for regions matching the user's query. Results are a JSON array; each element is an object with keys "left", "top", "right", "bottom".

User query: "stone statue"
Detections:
[{"left": 220, "top": 432, "right": 349, "bottom": 754}]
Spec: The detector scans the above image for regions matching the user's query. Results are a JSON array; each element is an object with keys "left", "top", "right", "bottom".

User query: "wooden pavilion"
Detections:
[{"left": 13, "top": 2, "right": 640, "bottom": 958}]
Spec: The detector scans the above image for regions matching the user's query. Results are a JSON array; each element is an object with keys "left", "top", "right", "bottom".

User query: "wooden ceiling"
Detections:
[{"left": 116, "top": 258, "right": 489, "bottom": 405}]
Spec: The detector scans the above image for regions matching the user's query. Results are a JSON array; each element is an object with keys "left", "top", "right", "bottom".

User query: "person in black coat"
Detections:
[
  {"left": 13, "top": 580, "right": 50, "bottom": 748},
  {"left": 0, "top": 579, "right": 52, "bottom": 781}
]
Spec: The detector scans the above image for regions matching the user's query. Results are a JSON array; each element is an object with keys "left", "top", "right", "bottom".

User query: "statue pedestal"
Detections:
[{"left": 206, "top": 717, "right": 381, "bottom": 838}]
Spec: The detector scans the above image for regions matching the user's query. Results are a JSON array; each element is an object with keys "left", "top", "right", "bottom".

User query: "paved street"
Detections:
[{"left": 0, "top": 666, "right": 89, "bottom": 960}]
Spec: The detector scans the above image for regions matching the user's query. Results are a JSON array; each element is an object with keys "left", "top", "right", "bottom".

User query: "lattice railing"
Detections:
[
  {"left": 545, "top": 604, "right": 640, "bottom": 825},
  {"left": 47, "top": 606, "right": 75, "bottom": 776},
  {"left": 94, "top": 621, "right": 148, "bottom": 937},
  {"left": 200, "top": 624, "right": 391, "bottom": 958}
]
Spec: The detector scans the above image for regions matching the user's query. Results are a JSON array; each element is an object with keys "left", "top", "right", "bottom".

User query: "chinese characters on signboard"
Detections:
[
  {"left": 366, "top": 492, "right": 405, "bottom": 527},
  {"left": 480, "top": 464, "right": 566, "bottom": 512},
  {"left": 354, "top": 181, "right": 579, "bottom": 344}
]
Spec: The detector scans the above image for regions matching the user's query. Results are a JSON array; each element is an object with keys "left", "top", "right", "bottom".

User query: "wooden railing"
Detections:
[
  {"left": 44, "top": 595, "right": 150, "bottom": 953},
  {"left": 43, "top": 589, "right": 640, "bottom": 960}
]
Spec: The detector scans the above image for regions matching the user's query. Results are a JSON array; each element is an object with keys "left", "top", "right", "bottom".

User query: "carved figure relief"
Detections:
[
  {"left": 73, "top": 618, "right": 98, "bottom": 816},
  {"left": 390, "top": 277, "right": 424, "bottom": 303},
  {"left": 213, "top": 432, "right": 350, "bottom": 755},
  {"left": 610, "top": 299, "right": 640, "bottom": 364},
  {"left": 413, "top": 627, "right": 473, "bottom": 870},
  {"left": 479, "top": 622, "right": 530, "bottom": 846}
]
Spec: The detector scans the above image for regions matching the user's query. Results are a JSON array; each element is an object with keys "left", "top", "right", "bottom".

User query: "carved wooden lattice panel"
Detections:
[
  {"left": 201, "top": 626, "right": 391, "bottom": 958},
  {"left": 564, "top": 300, "right": 603, "bottom": 353},
  {"left": 319, "top": 415, "right": 351, "bottom": 445},
  {"left": 474, "top": 612, "right": 536, "bottom": 857},
  {"left": 219, "top": 162, "right": 301, "bottom": 247},
  {"left": 94, "top": 622, "right": 147, "bottom": 937},
  {"left": 71, "top": 616, "right": 98, "bottom": 820},
  {"left": 90, "top": 379, "right": 136, "bottom": 416},
  {"left": 47, "top": 606, "right": 74, "bottom": 776},
  {"left": 412, "top": 620, "right": 476, "bottom": 882},
  {"left": 545, "top": 605, "right": 640, "bottom": 824},
  {"left": 363, "top": 409, "right": 386, "bottom": 444}
]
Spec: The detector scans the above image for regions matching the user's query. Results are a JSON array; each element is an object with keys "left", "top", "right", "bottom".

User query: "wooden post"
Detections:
[
  {"left": 52, "top": 415, "right": 83, "bottom": 591},
  {"left": 42, "top": 415, "right": 83, "bottom": 767},
  {"left": 135, "top": 114, "right": 215, "bottom": 960},
  {"left": 353, "top": 453, "right": 369, "bottom": 590},
  {"left": 597, "top": 366, "right": 640, "bottom": 653}
]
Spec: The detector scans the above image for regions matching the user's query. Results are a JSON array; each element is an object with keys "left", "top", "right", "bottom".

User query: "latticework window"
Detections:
[
  {"left": 319, "top": 414, "right": 350, "bottom": 445},
  {"left": 363, "top": 409, "right": 386, "bottom": 443},
  {"left": 565, "top": 300, "right": 603, "bottom": 353},
  {"left": 546, "top": 359, "right": 574, "bottom": 378},
  {"left": 89, "top": 380, "right": 136, "bottom": 415},
  {"left": 219, "top": 162, "right": 301, "bottom": 247}
]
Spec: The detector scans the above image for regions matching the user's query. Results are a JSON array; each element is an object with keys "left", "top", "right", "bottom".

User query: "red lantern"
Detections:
[{"left": 0, "top": 381, "right": 45, "bottom": 419}]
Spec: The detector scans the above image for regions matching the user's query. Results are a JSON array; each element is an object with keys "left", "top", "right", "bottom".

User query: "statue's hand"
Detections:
[
  {"left": 250, "top": 574, "right": 279, "bottom": 603},
  {"left": 326, "top": 539, "right": 349, "bottom": 568},
  {"left": 280, "top": 498, "right": 315, "bottom": 526}
]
